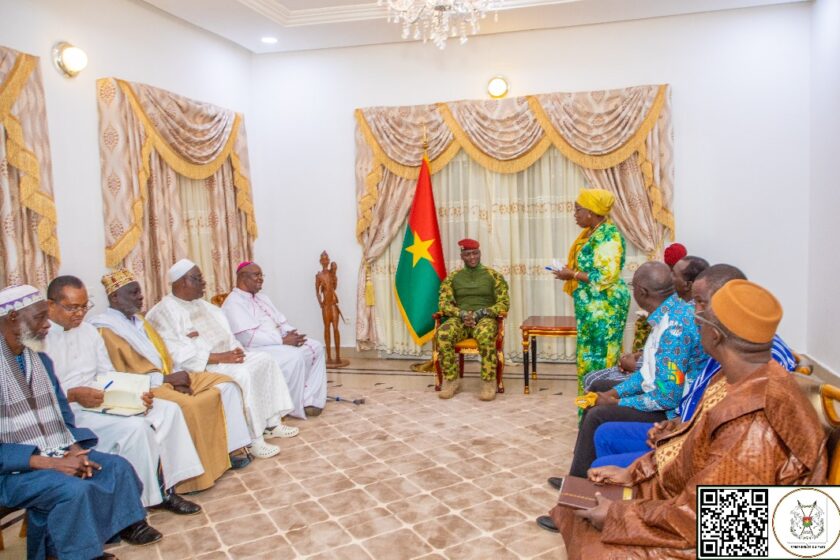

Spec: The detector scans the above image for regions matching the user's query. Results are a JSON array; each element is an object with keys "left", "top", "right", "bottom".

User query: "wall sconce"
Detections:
[
  {"left": 487, "top": 76, "right": 509, "bottom": 99},
  {"left": 52, "top": 42, "right": 88, "bottom": 78}
]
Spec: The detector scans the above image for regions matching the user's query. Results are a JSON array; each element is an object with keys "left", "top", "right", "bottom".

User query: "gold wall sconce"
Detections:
[{"left": 52, "top": 42, "right": 88, "bottom": 78}]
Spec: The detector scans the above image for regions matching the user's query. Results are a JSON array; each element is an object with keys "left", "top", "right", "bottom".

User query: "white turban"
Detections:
[
  {"left": 168, "top": 258, "right": 197, "bottom": 283},
  {"left": 0, "top": 285, "right": 44, "bottom": 317}
]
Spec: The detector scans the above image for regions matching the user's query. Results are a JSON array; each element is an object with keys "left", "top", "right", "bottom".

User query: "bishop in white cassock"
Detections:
[
  {"left": 44, "top": 276, "right": 203, "bottom": 512},
  {"left": 222, "top": 262, "right": 327, "bottom": 419},
  {"left": 146, "top": 259, "right": 298, "bottom": 459}
]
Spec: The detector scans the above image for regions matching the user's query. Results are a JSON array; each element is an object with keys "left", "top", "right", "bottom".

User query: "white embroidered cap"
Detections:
[
  {"left": 168, "top": 258, "right": 197, "bottom": 283},
  {"left": 0, "top": 284, "right": 44, "bottom": 317}
]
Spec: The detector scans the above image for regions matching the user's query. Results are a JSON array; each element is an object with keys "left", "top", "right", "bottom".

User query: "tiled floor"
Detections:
[{"left": 2, "top": 357, "right": 579, "bottom": 559}]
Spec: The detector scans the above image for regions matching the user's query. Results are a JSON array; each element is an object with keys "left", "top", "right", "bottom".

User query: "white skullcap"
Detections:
[
  {"left": 168, "top": 258, "right": 197, "bottom": 283},
  {"left": 0, "top": 285, "right": 44, "bottom": 317}
]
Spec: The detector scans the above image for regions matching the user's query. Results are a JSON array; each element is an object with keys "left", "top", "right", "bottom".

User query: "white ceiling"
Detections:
[{"left": 141, "top": 0, "right": 807, "bottom": 53}]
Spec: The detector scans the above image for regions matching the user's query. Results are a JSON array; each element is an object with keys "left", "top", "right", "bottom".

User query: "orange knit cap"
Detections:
[{"left": 710, "top": 279, "right": 782, "bottom": 344}]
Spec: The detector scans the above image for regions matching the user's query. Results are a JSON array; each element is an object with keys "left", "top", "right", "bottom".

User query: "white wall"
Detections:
[
  {"left": 249, "top": 3, "right": 813, "bottom": 349},
  {"left": 0, "top": 0, "right": 251, "bottom": 308},
  {"left": 808, "top": 0, "right": 840, "bottom": 375}
]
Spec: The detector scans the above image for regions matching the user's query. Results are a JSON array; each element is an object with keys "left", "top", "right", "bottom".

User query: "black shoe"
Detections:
[
  {"left": 547, "top": 476, "right": 565, "bottom": 491},
  {"left": 304, "top": 406, "right": 323, "bottom": 417},
  {"left": 119, "top": 520, "right": 163, "bottom": 546},
  {"left": 151, "top": 493, "right": 202, "bottom": 516},
  {"left": 536, "top": 515, "right": 559, "bottom": 533},
  {"left": 230, "top": 453, "right": 251, "bottom": 470}
]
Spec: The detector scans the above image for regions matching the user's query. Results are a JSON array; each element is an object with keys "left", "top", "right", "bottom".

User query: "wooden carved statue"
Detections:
[{"left": 316, "top": 251, "right": 349, "bottom": 367}]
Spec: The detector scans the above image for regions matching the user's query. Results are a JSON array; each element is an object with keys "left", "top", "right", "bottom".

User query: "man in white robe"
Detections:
[
  {"left": 222, "top": 261, "right": 327, "bottom": 419},
  {"left": 146, "top": 259, "right": 298, "bottom": 459},
  {"left": 44, "top": 276, "right": 202, "bottom": 513}
]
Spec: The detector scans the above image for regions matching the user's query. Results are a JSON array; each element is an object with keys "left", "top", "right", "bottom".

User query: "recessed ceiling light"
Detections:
[{"left": 261, "top": 37, "right": 278, "bottom": 44}]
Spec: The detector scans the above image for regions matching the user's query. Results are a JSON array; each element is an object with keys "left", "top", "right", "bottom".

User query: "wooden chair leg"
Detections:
[
  {"left": 20, "top": 516, "right": 26, "bottom": 537},
  {"left": 496, "top": 352, "right": 505, "bottom": 393},
  {"left": 433, "top": 353, "right": 443, "bottom": 391}
]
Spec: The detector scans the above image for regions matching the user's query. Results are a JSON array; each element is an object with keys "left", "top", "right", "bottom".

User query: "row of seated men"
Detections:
[
  {"left": 534, "top": 253, "right": 828, "bottom": 558},
  {"left": 0, "top": 259, "right": 328, "bottom": 559}
]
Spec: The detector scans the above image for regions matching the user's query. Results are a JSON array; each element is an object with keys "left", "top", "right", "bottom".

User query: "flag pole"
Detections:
[{"left": 410, "top": 122, "right": 436, "bottom": 373}]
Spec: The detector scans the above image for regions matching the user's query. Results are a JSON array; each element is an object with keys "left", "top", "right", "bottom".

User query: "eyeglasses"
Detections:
[
  {"left": 693, "top": 311, "right": 727, "bottom": 338},
  {"left": 52, "top": 298, "right": 94, "bottom": 314}
]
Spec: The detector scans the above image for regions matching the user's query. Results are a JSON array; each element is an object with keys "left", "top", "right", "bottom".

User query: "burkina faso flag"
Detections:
[{"left": 394, "top": 156, "right": 446, "bottom": 345}]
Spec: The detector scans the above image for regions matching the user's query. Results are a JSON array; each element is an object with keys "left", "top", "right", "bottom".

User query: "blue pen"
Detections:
[{"left": 103, "top": 380, "right": 114, "bottom": 391}]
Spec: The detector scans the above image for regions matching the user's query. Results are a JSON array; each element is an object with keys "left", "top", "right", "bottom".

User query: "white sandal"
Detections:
[
  {"left": 264, "top": 423, "right": 300, "bottom": 439},
  {"left": 249, "top": 438, "right": 280, "bottom": 459}
]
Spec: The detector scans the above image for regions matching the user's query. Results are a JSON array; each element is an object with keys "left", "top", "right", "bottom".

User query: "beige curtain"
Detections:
[
  {"left": 97, "top": 78, "right": 256, "bottom": 305},
  {"left": 0, "top": 46, "right": 60, "bottom": 289},
  {"left": 371, "top": 148, "right": 646, "bottom": 361},
  {"left": 178, "top": 166, "right": 250, "bottom": 299},
  {"left": 355, "top": 84, "right": 674, "bottom": 349}
]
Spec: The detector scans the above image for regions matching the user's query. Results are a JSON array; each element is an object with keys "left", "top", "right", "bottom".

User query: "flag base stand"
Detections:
[
  {"left": 410, "top": 360, "right": 435, "bottom": 373},
  {"left": 327, "top": 359, "right": 351, "bottom": 368}
]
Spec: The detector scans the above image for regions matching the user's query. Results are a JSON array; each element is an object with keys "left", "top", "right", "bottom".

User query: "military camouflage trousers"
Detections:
[{"left": 435, "top": 317, "right": 498, "bottom": 381}]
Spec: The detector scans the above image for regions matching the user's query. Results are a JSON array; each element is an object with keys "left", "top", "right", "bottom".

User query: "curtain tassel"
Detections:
[{"left": 364, "top": 262, "right": 375, "bottom": 307}]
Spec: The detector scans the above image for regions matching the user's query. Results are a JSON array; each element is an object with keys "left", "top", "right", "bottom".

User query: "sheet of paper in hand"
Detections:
[
  {"left": 556, "top": 475, "right": 634, "bottom": 510},
  {"left": 83, "top": 372, "right": 151, "bottom": 417}
]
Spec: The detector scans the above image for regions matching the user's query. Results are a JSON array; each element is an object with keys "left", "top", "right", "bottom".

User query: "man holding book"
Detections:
[
  {"left": 44, "top": 275, "right": 203, "bottom": 514},
  {"left": 537, "top": 280, "right": 827, "bottom": 559}
]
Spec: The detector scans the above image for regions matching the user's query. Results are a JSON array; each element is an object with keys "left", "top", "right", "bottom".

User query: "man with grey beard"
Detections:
[{"left": 0, "top": 285, "right": 162, "bottom": 559}]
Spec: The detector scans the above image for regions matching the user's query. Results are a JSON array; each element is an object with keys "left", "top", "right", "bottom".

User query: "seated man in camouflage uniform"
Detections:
[{"left": 436, "top": 239, "right": 510, "bottom": 401}]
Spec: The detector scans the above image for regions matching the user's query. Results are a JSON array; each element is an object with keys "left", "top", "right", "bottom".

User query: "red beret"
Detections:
[
  {"left": 458, "top": 238, "right": 480, "bottom": 251},
  {"left": 663, "top": 243, "right": 687, "bottom": 267}
]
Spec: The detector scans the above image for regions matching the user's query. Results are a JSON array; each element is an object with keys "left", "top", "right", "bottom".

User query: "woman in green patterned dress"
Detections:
[{"left": 553, "top": 188, "right": 630, "bottom": 399}]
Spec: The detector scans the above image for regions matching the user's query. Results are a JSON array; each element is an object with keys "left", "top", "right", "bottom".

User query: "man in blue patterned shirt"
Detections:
[
  {"left": 563, "top": 261, "right": 707, "bottom": 478},
  {"left": 587, "top": 264, "right": 798, "bottom": 470}
]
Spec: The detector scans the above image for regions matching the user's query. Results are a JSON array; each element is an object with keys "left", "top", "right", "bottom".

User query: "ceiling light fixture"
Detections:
[
  {"left": 261, "top": 36, "right": 278, "bottom": 44},
  {"left": 52, "top": 42, "right": 87, "bottom": 78},
  {"left": 487, "top": 76, "right": 509, "bottom": 99},
  {"left": 378, "top": 0, "right": 504, "bottom": 49}
]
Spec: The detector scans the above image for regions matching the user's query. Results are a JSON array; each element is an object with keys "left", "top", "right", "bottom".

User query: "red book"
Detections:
[{"left": 556, "top": 475, "right": 634, "bottom": 510}]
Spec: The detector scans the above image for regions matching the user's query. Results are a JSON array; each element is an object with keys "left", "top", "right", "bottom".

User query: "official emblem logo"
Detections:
[{"left": 790, "top": 500, "right": 824, "bottom": 540}]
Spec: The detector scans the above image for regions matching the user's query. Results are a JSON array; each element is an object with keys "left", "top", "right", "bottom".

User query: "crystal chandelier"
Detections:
[{"left": 378, "top": 1, "right": 504, "bottom": 49}]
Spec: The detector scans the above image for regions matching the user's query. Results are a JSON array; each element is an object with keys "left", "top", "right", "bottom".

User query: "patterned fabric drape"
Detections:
[
  {"left": 371, "top": 148, "right": 646, "bottom": 361},
  {"left": 0, "top": 46, "right": 60, "bottom": 289},
  {"left": 97, "top": 78, "right": 257, "bottom": 305},
  {"left": 355, "top": 84, "right": 674, "bottom": 349}
]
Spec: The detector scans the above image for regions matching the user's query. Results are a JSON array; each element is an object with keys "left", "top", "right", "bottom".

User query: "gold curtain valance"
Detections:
[
  {"left": 355, "top": 84, "right": 673, "bottom": 245},
  {"left": 0, "top": 50, "right": 60, "bottom": 263},
  {"left": 354, "top": 83, "right": 676, "bottom": 349},
  {"left": 99, "top": 78, "right": 258, "bottom": 267}
]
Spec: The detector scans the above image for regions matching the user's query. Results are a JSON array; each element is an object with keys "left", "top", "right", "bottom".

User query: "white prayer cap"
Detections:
[
  {"left": 168, "top": 259, "right": 197, "bottom": 283},
  {"left": 0, "top": 285, "right": 45, "bottom": 317}
]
